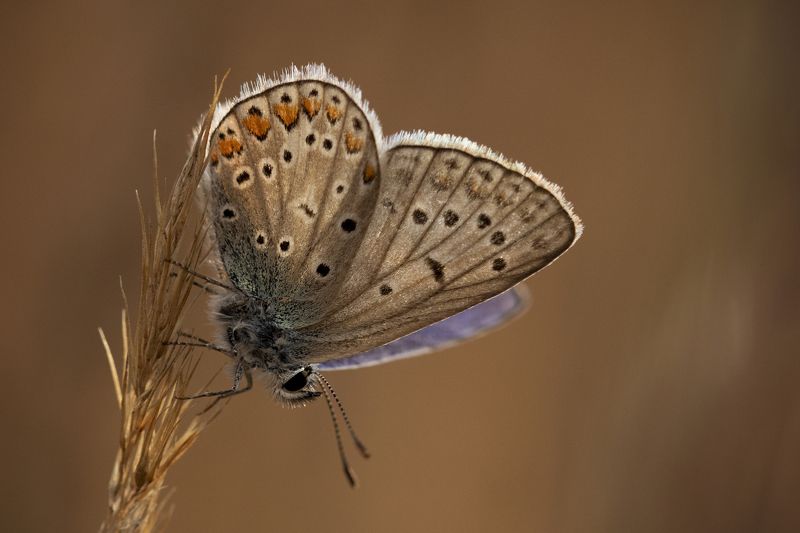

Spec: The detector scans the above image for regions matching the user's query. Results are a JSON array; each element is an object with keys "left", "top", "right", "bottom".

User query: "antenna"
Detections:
[
  {"left": 318, "top": 373, "right": 371, "bottom": 459},
  {"left": 319, "top": 381, "right": 359, "bottom": 488}
]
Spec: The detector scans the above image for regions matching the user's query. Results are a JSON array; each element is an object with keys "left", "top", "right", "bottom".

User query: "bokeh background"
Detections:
[{"left": 2, "top": 1, "right": 798, "bottom": 531}]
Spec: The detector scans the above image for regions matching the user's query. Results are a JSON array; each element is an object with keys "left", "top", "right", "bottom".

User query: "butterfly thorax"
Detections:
[{"left": 213, "top": 292, "right": 308, "bottom": 374}]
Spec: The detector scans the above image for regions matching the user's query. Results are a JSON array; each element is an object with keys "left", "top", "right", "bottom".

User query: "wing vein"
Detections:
[
  {"left": 302, "top": 89, "right": 354, "bottom": 264},
  {"left": 314, "top": 186, "right": 535, "bottom": 330},
  {"left": 365, "top": 148, "right": 438, "bottom": 286},
  {"left": 440, "top": 207, "right": 562, "bottom": 289},
  {"left": 406, "top": 158, "right": 476, "bottom": 262}
]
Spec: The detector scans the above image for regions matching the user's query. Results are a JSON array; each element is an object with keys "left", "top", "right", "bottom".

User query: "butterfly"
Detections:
[{"left": 178, "top": 64, "right": 582, "bottom": 484}]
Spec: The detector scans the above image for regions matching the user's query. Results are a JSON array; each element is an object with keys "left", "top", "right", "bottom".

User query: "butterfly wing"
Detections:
[
  {"left": 203, "top": 67, "right": 381, "bottom": 326},
  {"left": 317, "top": 285, "right": 529, "bottom": 371},
  {"left": 297, "top": 132, "right": 582, "bottom": 360}
]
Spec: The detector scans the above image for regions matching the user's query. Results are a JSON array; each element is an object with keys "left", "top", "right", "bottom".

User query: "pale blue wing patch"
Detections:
[{"left": 317, "top": 285, "right": 529, "bottom": 371}]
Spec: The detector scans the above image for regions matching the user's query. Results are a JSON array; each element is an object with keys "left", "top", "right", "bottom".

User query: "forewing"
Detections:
[
  {"left": 204, "top": 73, "right": 380, "bottom": 325},
  {"left": 298, "top": 132, "right": 582, "bottom": 359},
  {"left": 317, "top": 286, "right": 528, "bottom": 371}
]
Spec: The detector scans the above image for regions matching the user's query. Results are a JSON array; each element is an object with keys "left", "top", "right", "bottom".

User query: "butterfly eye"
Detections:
[{"left": 282, "top": 371, "right": 308, "bottom": 392}]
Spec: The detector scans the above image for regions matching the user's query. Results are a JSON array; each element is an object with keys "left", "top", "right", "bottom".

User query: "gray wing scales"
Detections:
[
  {"left": 205, "top": 112, "right": 277, "bottom": 296},
  {"left": 297, "top": 134, "right": 580, "bottom": 360},
  {"left": 203, "top": 80, "right": 380, "bottom": 324},
  {"left": 289, "top": 85, "right": 381, "bottom": 323},
  {"left": 332, "top": 146, "right": 437, "bottom": 300}
]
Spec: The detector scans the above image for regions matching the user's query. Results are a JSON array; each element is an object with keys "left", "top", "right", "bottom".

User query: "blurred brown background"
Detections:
[{"left": 2, "top": 0, "right": 798, "bottom": 531}]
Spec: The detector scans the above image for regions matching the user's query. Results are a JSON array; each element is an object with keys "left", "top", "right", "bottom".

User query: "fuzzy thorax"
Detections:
[{"left": 213, "top": 291, "right": 320, "bottom": 407}]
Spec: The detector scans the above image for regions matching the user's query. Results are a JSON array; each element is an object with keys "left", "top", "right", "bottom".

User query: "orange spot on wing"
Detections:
[
  {"left": 466, "top": 176, "right": 490, "bottom": 200},
  {"left": 344, "top": 131, "right": 363, "bottom": 154},
  {"left": 210, "top": 151, "right": 219, "bottom": 166},
  {"left": 301, "top": 97, "right": 321, "bottom": 119},
  {"left": 493, "top": 191, "right": 513, "bottom": 207},
  {"left": 363, "top": 164, "right": 377, "bottom": 184},
  {"left": 273, "top": 103, "right": 299, "bottom": 128},
  {"left": 326, "top": 103, "right": 342, "bottom": 123},
  {"left": 218, "top": 138, "right": 243, "bottom": 159},
  {"left": 432, "top": 172, "right": 453, "bottom": 191},
  {"left": 242, "top": 114, "right": 270, "bottom": 140}
]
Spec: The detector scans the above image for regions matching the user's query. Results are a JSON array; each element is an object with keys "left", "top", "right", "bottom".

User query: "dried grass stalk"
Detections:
[{"left": 99, "top": 76, "right": 227, "bottom": 533}]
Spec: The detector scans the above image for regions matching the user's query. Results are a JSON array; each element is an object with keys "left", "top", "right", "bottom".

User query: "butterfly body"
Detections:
[
  {"left": 209, "top": 285, "right": 330, "bottom": 405},
  {"left": 197, "top": 65, "right": 582, "bottom": 406}
]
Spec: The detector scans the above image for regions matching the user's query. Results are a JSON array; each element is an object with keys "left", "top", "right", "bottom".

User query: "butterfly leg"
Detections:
[
  {"left": 176, "top": 359, "right": 253, "bottom": 400},
  {"left": 177, "top": 331, "right": 215, "bottom": 346},
  {"left": 168, "top": 271, "right": 219, "bottom": 295},
  {"left": 164, "top": 338, "right": 234, "bottom": 357},
  {"left": 165, "top": 259, "right": 237, "bottom": 292}
]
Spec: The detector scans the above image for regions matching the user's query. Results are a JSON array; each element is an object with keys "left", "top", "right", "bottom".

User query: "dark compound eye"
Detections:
[{"left": 282, "top": 371, "right": 308, "bottom": 392}]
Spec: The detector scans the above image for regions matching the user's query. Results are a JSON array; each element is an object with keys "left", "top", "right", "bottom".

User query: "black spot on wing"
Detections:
[
  {"left": 316, "top": 263, "right": 331, "bottom": 277},
  {"left": 341, "top": 219, "right": 357, "bottom": 232},
  {"left": 412, "top": 209, "right": 428, "bottom": 224},
  {"left": 425, "top": 257, "right": 445, "bottom": 283},
  {"left": 236, "top": 170, "right": 250, "bottom": 185}
]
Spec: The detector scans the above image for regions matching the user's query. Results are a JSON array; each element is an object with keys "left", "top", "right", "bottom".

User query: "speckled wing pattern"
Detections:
[
  {"left": 201, "top": 65, "right": 582, "bottom": 367},
  {"left": 204, "top": 75, "right": 380, "bottom": 327},
  {"left": 296, "top": 131, "right": 581, "bottom": 361}
]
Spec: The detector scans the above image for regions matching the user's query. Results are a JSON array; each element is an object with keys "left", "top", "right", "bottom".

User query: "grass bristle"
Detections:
[{"left": 99, "top": 74, "right": 228, "bottom": 533}]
